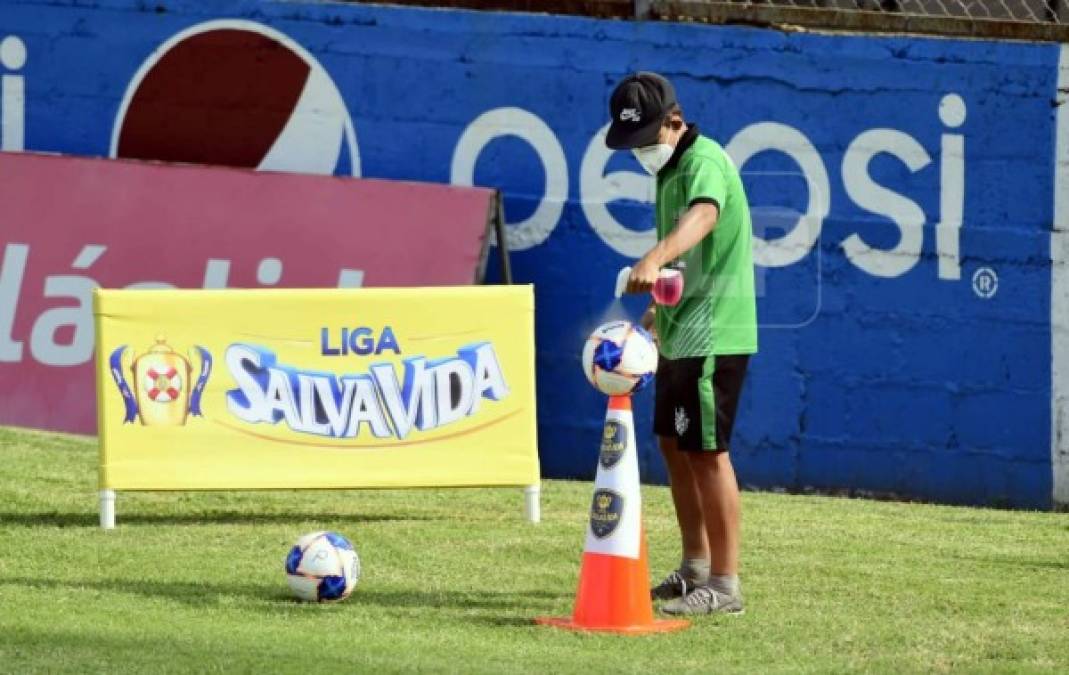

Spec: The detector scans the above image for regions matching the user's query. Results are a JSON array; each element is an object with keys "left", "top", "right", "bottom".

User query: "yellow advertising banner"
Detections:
[{"left": 95, "top": 287, "right": 539, "bottom": 490}]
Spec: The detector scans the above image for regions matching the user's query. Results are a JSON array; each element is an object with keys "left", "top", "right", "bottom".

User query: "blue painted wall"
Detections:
[{"left": 0, "top": 0, "right": 1060, "bottom": 507}]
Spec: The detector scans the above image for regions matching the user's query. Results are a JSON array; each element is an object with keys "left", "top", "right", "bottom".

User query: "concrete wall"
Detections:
[{"left": 0, "top": 0, "right": 1065, "bottom": 508}]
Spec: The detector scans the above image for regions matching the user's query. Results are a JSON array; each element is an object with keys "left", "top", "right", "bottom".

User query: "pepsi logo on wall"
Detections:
[{"left": 111, "top": 20, "right": 359, "bottom": 176}]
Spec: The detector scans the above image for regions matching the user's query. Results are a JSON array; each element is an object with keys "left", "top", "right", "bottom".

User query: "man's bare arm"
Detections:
[{"left": 626, "top": 203, "right": 719, "bottom": 293}]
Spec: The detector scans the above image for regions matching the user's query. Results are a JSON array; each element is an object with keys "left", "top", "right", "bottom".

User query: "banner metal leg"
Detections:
[
  {"left": 523, "top": 483, "right": 541, "bottom": 523},
  {"left": 100, "top": 489, "right": 116, "bottom": 530},
  {"left": 495, "top": 193, "right": 513, "bottom": 284}
]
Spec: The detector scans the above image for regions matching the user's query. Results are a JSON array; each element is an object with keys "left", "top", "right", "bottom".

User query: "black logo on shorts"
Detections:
[
  {"left": 589, "top": 488, "right": 624, "bottom": 539},
  {"left": 599, "top": 420, "right": 627, "bottom": 469}
]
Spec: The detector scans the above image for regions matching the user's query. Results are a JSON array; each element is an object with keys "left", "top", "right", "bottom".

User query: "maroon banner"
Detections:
[{"left": 0, "top": 152, "right": 496, "bottom": 433}]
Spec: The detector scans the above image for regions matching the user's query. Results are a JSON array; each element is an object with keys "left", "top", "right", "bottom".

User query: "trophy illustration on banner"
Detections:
[
  {"left": 108, "top": 337, "right": 212, "bottom": 427},
  {"left": 536, "top": 321, "right": 688, "bottom": 634}
]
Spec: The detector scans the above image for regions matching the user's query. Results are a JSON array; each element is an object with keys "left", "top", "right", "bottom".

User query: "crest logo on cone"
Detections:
[
  {"left": 589, "top": 488, "right": 624, "bottom": 539},
  {"left": 599, "top": 420, "right": 627, "bottom": 468}
]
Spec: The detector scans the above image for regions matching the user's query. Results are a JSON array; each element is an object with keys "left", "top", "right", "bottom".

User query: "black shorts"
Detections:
[{"left": 654, "top": 354, "right": 750, "bottom": 452}]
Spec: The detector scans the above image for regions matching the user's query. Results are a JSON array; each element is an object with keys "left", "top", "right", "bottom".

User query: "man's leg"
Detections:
[
  {"left": 687, "top": 450, "right": 740, "bottom": 577},
  {"left": 659, "top": 450, "right": 744, "bottom": 614},
  {"left": 659, "top": 435, "right": 709, "bottom": 563},
  {"left": 650, "top": 435, "right": 710, "bottom": 600}
]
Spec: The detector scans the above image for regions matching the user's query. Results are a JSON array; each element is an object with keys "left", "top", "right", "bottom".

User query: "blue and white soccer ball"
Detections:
[
  {"left": 581, "top": 321, "right": 658, "bottom": 396},
  {"left": 285, "top": 531, "right": 361, "bottom": 603}
]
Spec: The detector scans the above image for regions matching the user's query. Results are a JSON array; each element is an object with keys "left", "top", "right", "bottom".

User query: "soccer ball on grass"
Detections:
[{"left": 285, "top": 531, "right": 361, "bottom": 602}]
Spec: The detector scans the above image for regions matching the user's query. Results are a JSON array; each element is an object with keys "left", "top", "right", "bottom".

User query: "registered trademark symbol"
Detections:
[{"left": 972, "top": 267, "right": 998, "bottom": 299}]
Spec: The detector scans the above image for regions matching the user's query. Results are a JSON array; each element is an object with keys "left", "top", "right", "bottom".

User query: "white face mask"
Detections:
[{"left": 631, "top": 144, "right": 674, "bottom": 176}]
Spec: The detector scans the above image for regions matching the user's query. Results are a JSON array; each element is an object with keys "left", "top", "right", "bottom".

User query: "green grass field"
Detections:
[{"left": 0, "top": 425, "right": 1066, "bottom": 674}]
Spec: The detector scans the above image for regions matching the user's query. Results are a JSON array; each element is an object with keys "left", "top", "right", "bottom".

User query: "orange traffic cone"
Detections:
[{"left": 536, "top": 395, "right": 689, "bottom": 634}]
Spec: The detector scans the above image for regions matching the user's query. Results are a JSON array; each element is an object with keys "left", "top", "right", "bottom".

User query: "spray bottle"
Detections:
[{"left": 614, "top": 261, "right": 685, "bottom": 306}]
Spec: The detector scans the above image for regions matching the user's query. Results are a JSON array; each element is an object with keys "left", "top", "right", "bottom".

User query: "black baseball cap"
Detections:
[{"left": 606, "top": 72, "right": 677, "bottom": 150}]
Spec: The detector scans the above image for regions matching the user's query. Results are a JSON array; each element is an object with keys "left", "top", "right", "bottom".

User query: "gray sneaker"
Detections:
[
  {"left": 650, "top": 570, "right": 699, "bottom": 601},
  {"left": 660, "top": 585, "right": 744, "bottom": 615}
]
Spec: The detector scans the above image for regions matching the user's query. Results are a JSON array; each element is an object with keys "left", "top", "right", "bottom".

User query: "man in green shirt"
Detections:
[{"left": 606, "top": 72, "right": 758, "bottom": 615}]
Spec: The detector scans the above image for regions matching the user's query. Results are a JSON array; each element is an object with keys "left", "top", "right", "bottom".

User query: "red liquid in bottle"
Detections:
[{"left": 652, "top": 269, "right": 684, "bottom": 306}]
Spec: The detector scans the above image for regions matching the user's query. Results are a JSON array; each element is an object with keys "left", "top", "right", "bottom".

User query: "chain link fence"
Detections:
[
  {"left": 648, "top": 0, "right": 1069, "bottom": 40},
  {"left": 375, "top": 0, "right": 1069, "bottom": 39},
  {"left": 648, "top": 0, "right": 1069, "bottom": 27},
  {"left": 678, "top": 0, "right": 1069, "bottom": 23}
]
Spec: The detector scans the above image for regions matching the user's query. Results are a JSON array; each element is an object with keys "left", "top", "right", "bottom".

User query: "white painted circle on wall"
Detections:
[
  {"left": 451, "top": 107, "right": 568, "bottom": 251},
  {"left": 0, "top": 36, "right": 27, "bottom": 70}
]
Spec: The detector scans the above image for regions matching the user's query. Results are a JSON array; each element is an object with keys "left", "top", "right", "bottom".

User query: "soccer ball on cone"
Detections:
[
  {"left": 285, "top": 531, "right": 361, "bottom": 602},
  {"left": 581, "top": 321, "right": 658, "bottom": 396}
]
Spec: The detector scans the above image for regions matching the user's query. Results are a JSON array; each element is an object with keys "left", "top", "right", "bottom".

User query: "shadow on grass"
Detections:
[
  {"left": 0, "top": 575, "right": 568, "bottom": 615},
  {"left": 949, "top": 554, "right": 1069, "bottom": 571},
  {"left": 0, "top": 510, "right": 434, "bottom": 528},
  {"left": 350, "top": 587, "right": 566, "bottom": 612},
  {"left": 468, "top": 616, "right": 548, "bottom": 628},
  {"left": 0, "top": 576, "right": 274, "bottom": 607}
]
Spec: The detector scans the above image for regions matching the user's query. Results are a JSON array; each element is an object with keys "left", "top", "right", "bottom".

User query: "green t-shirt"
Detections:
[{"left": 654, "top": 128, "right": 758, "bottom": 358}]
